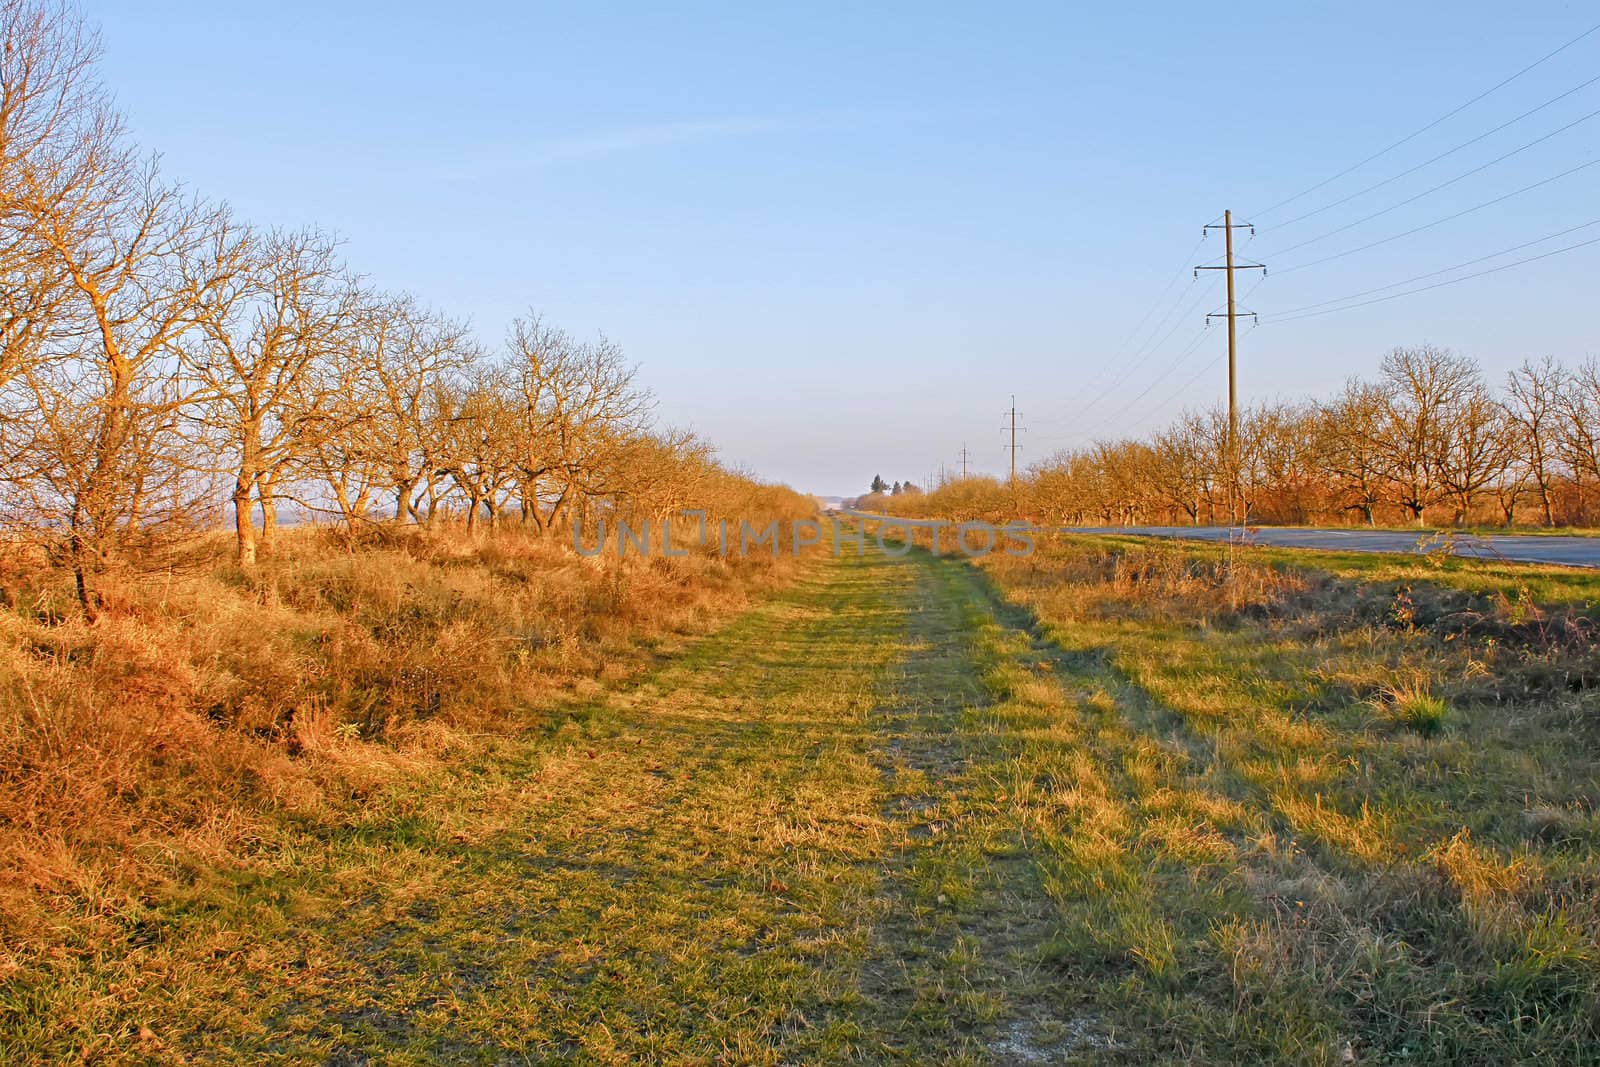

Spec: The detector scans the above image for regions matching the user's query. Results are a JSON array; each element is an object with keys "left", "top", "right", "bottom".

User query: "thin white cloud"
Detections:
[
  {"left": 534, "top": 116, "right": 794, "bottom": 163},
  {"left": 439, "top": 107, "right": 944, "bottom": 181}
]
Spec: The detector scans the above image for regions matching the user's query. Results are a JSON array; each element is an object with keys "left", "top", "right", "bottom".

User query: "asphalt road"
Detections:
[{"left": 1070, "top": 526, "right": 1600, "bottom": 569}]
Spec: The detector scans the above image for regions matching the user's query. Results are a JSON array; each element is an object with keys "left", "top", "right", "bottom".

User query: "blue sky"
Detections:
[{"left": 85, "top": 2, "right": 1600, "bottom": 496}]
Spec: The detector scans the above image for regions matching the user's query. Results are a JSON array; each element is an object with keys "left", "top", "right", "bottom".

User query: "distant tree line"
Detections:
[
  {"left": 863, "top": 475, "right": 921, "bottom": 501},
  {"left": 0, "top": 1, "right": 807, "bottom": 615},
  {"left": 887, "top": 345, "right": 1600, "bottom": 529}
]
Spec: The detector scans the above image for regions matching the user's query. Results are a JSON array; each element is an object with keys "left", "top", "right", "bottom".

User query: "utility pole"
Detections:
[
  {"left": 960, "top": 443, "right": 970, "bottom": 480},
  {"left": 1002, "top": 397, "right": 1025, "bottom": 497},
  {"left": 1196, "top": 211, "right": 1265, "bottom": 524},
  {"left": 1007, "top": 398, "right": 1017, "bottom": 490}
]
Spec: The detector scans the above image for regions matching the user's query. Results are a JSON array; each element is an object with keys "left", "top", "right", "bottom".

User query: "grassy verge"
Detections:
[
  {"left": 976, "top": 536, "right": 1600, "bottom": 1063},
  {"left": 1, "top": 548, "right": 1085, "bottom": 1063},
  {"left": 1062, "top": 530, "right": 1600, "bottom": 606},
  {"left": 1264, "top": 524, "right": 1600, "bottom": 539},
  {"left": 0, "top": 524, "right": 806, "bottom": 1029},
  {"left": 12, "top": 535, "right": 1600, "bottom": 1063}
]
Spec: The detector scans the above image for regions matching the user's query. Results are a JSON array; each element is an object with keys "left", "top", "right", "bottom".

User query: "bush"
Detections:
[{"left": 0, "top": 518, "right": 809, "bottom": 939}]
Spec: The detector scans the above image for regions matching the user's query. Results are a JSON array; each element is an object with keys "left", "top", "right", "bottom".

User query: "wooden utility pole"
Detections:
[
  {"left": 1224, "top": 211, "right": 1238, "bottom": 452},
  {"left": 1196, "top": 211, "right": 1265, "bottom": 523},
  {"left": 1006, "top": 397, "right": 1019, "bottom": 490}
]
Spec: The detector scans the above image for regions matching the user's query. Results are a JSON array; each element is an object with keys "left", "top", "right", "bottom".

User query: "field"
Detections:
[
  {"left": 6, "top": 532, "right": 1600, "bottom": 1064},
  {"left": 10, "top": 1, "right": 1600, "bottom": 1062}
]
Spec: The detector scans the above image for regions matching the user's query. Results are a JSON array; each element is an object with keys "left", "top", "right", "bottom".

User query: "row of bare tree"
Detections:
[
  {"left": 0, "top": 2, "right": 799, "bottom": 614},
  {"left": 888, "top": 346, "right": 1600, "bottom": 529}
]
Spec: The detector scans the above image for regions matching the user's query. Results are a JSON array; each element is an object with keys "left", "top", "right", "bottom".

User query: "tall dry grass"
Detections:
[{"left": 0, "top": 521, "right": 810, "bottom": 950}]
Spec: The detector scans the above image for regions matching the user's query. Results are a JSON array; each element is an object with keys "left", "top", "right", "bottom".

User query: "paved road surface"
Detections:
[
  {"left": 1071, "top": 526, "right": 1600, "bottom": 568},
  {"left": 840, "top": 509, "right": 1600, "bottom": 568}
]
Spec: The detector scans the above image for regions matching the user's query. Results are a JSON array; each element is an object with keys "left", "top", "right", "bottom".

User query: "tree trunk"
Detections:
[
  {"left": 234, "top": 482, "right": 257, "bottom": 567},
  {"left": 68, "top": 501, "right": 96, "bottom": 620},
  {"left": 395, "top": 478, "right": 418, "bottom": 524},
  {"left": 257, "top": 472, "right": 279, "bottom": 554}
]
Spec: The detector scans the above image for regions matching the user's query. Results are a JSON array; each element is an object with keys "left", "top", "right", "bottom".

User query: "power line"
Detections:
[
  {"left": 1267, "top": 216, "right": 1600, "bottom": 317},
  {"left": 1059, "top": 270, "right": 1244, "bottom": 445},
  {"left": 1262, "top": 103, "right": 1600, "bottom": 259},
  {"left": 1143, "top": 320, "right": 1265, "bottom": 426},
  {"left": 1261, "top": 232, "right": 1600, "bottom": 325},
  {"left": 1270, "top": 156, "right": 1600, "bottom": 276},
  {"left": 1252, "top": 18, "right": 1600, "bottom": 219},
  {"left": 1045, "top": 235, "right": 1211, "bottom": 421},
  {"left": 1107, "top": 235, "right": 1208, "bottom": 362},
  {"left": 1065, "top": 275, "right": 1222, "bottom": 423},
  {"left": 1050, "top": 21, "right": 1600, "bottom": 457},
  {"left": 1147, "top": 351, "right": 1226, "bottom": 422},
  {"left": 1065, "top": 323, "right": 1214, "bottom": 443},
  {"left": 1261, "top": 70, "right": 1600, "bottom": 233},
  {"left": 1052, "top": 231, "right": 1237, "bottom": 425},
  {"left": 1090, "top": 322, "right": 1261, "bottom": 446},
  {"left": 1072, "top": 225, "right": 1597, "bottom": 444}
]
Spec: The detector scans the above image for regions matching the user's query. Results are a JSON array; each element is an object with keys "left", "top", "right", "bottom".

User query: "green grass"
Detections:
[
  {"left": 1382, "top": 682, "right": 1449, "bottom": 736},
  {"left": 1268, "top": 523, "right": 1600, "bottom": 539},
  {"left": 978, "top": 538, "right": 1600, "bottom": 1063},
  {"left": 9, "top": 542, "right": 1600, "bottom": 1063},
  {"left": 3, "top": 551, "right": 1096, "bottom": 1064},
  {"left": 1059, "top": 530, "right": 1600, "bottom": 607}
]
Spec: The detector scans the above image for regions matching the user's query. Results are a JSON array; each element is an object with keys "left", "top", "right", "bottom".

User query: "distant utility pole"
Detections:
[
  {"left": 1196, "top": 210, "right": 1266, "bottom": 523},
  {"left": 1002, "top": 396, "right": 1025, "bottom": 492},
  {"left": 959, "top": 443, "right": 970, "bottom": 480}
]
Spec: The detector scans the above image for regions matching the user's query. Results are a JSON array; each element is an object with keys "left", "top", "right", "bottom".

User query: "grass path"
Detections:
[
  {"left": 28, "top": 543, "right": 1594, "bottom": 1063},
  {"left": 14, "top": 548, "right": 1114, "bottom": 1064}
]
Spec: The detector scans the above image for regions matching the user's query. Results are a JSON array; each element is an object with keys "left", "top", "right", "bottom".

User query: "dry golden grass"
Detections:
[
  {"left": 0, "top": 522, "right": 808, "bottom": 957},
  {"left": 970, "top": 534, "right": 1600, "bottom": 1062}
]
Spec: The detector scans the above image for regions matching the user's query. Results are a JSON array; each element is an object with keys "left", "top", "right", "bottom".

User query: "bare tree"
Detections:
[
  {"left": 1557, "top": 360, "right": 1600, "bottom": 522},
  {"left": 16, "top": 133, "right": 245, "bottom": 611},
  {"left": 1249, "top": 401, "right": 1320, "bottom": 524},
  {"left": 436, "top": 364, "right": 518, "bottom": 533},
  {"left": 291, "top": 323, "right": 396, "bottom": 536},
  {"left": 1434, "top": 383, "right": 1511, "bottom": 526},
  {"left": 187, "top": 228, "right": 353, "bottom": 565},
  {"left": 1313, "top": 380, "right": 1387, "bottom": 525},
  {"left": 0, "top": 0, "right": 104, "bottom": 392},
  {"left": 1503, "top": 357, "right": 1566, "bottom": 527},
  {"left": 610, "top": 428, "right": 717, "bottom": 526},
  {"left": 1372, "top": 346, "right": 1480, "bottom": 526},
  {"left": 505, "top": 315, "right": 650, "bottom": 533},
  {"left": 357, "top": 296, "right": 476, "bottom": 526},
  {"left": 1149, "top": 413, "right": 1212, "bottom": 524}
]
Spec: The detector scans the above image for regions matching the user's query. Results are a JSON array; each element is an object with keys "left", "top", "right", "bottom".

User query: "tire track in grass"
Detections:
[
  {"left": 266, "top": 556, "right": 909, "bottom": 1064},
  {"left": 35, "top": 549, "right": 1121, "bottom": 1064},
  {"left": 280, "top": 549, "right": 1106, "bottom": 1065},
  {"left": 855, "top": 554, "right": 1116, "bottom": 1064},
  {"left": 956, "top": 558, "right": 1457, "bottom": 1062}
]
